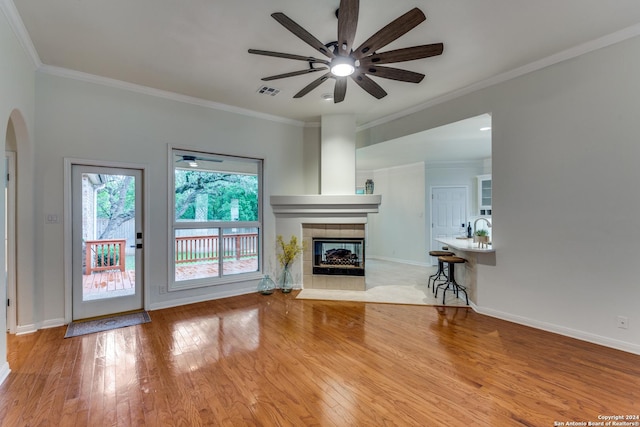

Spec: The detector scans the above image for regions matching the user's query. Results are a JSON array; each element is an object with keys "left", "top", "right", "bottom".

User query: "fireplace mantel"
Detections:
[{"left": 270, "top": 195, "right": 382, "bottom": 215}]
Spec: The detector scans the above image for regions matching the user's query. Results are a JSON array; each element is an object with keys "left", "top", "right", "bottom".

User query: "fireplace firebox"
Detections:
[{"left": 313, "top": 238, "right": 365, "bottom": 276}]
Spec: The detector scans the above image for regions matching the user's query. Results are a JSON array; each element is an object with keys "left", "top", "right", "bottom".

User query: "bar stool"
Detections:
[
  {"left": 435, "top": 255, "right": 468, "bottom": 305},
  {"left": 428, "top": 250, "right": 454, "bottom": 291}
]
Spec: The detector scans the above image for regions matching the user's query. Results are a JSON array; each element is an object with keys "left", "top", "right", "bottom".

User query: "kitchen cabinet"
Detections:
[{"left": 477, "top": 174, "right": 492, "bottom": 215}]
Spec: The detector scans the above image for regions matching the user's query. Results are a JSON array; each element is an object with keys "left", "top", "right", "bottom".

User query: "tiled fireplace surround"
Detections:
[
  {"left": 302, "top": 224, "right": 366, "bottom": 291},
  {"left": 270, "top": 194, "right": 382, "bottom": 291}
]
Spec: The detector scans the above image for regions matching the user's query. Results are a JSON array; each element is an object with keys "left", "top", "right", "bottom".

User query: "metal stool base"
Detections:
[{"left": 435, "top": 260, "right": 469, "bottom": 305}]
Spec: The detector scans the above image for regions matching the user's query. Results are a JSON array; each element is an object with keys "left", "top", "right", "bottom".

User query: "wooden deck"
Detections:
[
  {"left": 82, "top": 269, "right": 136, "bottom": 300},
  {"left": 174, "top": 258, "right": 258, "bottom": 281},
  {"left": 82, "top": 258, "right": 259, "bottom": 299}
]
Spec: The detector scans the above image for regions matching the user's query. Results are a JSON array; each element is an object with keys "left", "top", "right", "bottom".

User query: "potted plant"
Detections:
[{"left": 474, "top": 229, "right": 490, "bottom": 247}]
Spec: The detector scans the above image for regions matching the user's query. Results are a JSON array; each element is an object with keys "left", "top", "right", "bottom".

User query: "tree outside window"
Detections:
[{"left": 171, "top": 150, "right": 262, "bottom": 289}]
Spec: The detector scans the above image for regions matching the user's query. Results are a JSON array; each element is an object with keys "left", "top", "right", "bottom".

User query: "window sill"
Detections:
[{"left": 169, "top": 271, "right": 263, "bottom": 292}]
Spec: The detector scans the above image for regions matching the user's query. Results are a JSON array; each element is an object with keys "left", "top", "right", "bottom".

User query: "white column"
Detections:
[{"left": 320, "top": 114, "right": 356, "bottom": 195}]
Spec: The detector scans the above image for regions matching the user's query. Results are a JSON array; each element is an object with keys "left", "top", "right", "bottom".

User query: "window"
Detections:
[{"left": 170, "top": 149, "right": 262, "bottom": 290}]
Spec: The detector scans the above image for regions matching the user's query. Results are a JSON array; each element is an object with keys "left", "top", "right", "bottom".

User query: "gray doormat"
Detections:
[{"left": 64, "top": 311, "right": 151, "bottom": 338}]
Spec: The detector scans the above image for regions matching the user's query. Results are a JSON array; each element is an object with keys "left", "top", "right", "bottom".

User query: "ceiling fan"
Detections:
[
  {"left": 176, "top": 154, "right": 222, "bottom": 167},
  {"left": 248, "top": 0, "right": 444, "bottom": 103}
]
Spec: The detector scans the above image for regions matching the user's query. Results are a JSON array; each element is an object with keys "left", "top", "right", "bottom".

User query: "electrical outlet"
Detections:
[{"left": 617, "top": 316, "right": 629, "bottom": 329}]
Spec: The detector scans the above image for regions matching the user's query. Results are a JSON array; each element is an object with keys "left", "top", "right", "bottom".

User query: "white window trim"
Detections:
[{"left": 167, "top": 146, "right": 263, "bottom": 291}]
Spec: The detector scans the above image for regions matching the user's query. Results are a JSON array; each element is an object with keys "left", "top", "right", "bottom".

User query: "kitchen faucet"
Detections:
[{"left": 473, "top": 217, "right": 492, "bottom": 236}]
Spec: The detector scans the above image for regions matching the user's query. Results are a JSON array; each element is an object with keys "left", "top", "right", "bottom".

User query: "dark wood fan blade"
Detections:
[
  {"left": 353, "top": 8, "right": 426, "bottom": 59},
  {"left": 337, "top": 0, "right": 359, "bottom": 56},
  {"left": 271, "top": 13, "right": 335, "bottom": 59},
  {"left": 360, "top": 65, "right": 424, "bottom": 83},
  {"left": 359, "top": 44, "right": 444, "bottom": 65},
  {"left": 350, "top": 72, "right": 387, "bottom": 99},
  {"left": 293, "top": 72, "right": 332, "bottom": 98},
  {"left": 262, "top": 67, "right": 328, "bottom": 81},
  {"left": 248, "top": 49, "right": 329, "bottom": 64},
  {"left": 334, "top": 78, "right": 347, "bottom": 103}
]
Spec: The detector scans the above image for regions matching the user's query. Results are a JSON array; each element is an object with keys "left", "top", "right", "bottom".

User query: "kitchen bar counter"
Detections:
[
  {"left": 433, "top": 237, "right": 496, "bottom": 305},
  {"left": 436, "top": 237, "right": 495, "bottom": 253}
]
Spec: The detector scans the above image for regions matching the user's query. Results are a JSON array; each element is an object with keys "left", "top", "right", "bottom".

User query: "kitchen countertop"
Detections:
[{"left": 435, "top": 237, "right": 496, "bottom": 253}]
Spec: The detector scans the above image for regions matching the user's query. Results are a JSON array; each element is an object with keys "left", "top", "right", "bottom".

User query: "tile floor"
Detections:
[{"left": 297, "top": 259, "right": 469, "bottom": 306}]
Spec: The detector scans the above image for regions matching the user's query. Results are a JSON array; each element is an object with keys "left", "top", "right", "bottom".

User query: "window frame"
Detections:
[{"left": 168, "top": 147, "right": 263, "bottom": 291}]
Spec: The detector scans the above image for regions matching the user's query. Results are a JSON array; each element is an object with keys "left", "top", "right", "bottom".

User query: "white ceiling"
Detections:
[
  {"left": 10, "top": 0, "right": 640, "bottom": 127},
  {"left": 356, "top": 114, "right": 491, "bottom": 170}
]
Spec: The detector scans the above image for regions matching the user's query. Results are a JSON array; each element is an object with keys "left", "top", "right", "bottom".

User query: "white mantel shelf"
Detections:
[{"left": 270, "top": 195, "right": 382, "bottom": 215}]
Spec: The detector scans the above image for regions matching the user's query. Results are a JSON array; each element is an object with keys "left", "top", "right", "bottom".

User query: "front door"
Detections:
[
  {"left": 431, "top": 186, "right": 467, "bottom": 265},
  {"left": 72, "top": 165, "right": 143, "bottom": 320}
]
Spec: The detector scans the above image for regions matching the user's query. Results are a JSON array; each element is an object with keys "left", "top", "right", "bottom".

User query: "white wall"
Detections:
[
  {"left": 361, "top": 161, "right": 484, "bottom": 266},
  {"left": 33, "top": 72, "right": 305, "bottom": 324},
  {"left": 0, "top": 4, "right": 36, "bottom": 381},
  {"left": 302, "top": 126, "right": 320, "bottom": 195},
  {"left": 365, "top": 163, "right": 427, "bottom": 265},
  {"left": 358, "top": 35, "right": 640, "bottom": 354}
]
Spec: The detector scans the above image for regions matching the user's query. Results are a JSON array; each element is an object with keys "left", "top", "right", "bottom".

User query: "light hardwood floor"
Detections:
[{"left": 2, "top": 292, "right": 639, "bottom": 426}]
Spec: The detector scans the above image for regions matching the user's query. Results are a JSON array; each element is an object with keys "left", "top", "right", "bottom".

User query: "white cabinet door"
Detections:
[{"left": 477, "top": 174, "right": 492, "bottom": 215}]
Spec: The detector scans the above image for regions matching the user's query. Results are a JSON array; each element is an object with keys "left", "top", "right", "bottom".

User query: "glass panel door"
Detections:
[{"left": 72, "top": 165, "right": 143, "bottom": 320}]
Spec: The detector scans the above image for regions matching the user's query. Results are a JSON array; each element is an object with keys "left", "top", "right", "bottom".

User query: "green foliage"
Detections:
[
  {"left": 475, "top": 229, "right": 489, "bottom": 237},
  {"left": 94, "top": 246, "right": 120, "bottom": 267},
  {"left": 174, "top": 170, "right": 258, "bottom": 221},
  {"left": 96, "top": 175, "right": 135, "bottom": 219},
  {"left": 276, "top": 235, "right": 305, "bottom": 269},
  {"left": 94, "top": 174, "right": 136, "bottom": 240}
]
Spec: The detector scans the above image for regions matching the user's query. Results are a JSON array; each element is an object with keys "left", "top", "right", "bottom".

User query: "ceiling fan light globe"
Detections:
[{"left": 330, "top": 56, "right": 356, "bottom": 77}]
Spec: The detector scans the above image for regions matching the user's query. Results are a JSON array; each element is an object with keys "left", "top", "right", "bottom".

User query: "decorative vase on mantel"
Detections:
[
  {"left": 365, "top": 179, "right": 374, "bottom": 194},
  {"left": 257, "top": 274, "right": 276, "bottom": 295},
  {"left": 279, "top": 265, "right": 293, "bottom": 293}
]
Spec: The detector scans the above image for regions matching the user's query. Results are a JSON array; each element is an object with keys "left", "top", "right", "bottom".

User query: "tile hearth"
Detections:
[{"left": 297, "top": 259, "right": 469, "bottom": 307}]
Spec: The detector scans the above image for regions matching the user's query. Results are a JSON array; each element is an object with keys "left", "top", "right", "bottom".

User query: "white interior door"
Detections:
[
  {"left": 72, "top": 165, "right": 143, "bottom": 320},
  {"left": 431, "top": 186, "right": 468, "bottom": 265}
]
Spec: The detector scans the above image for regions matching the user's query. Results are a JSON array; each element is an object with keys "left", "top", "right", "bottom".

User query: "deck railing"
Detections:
[
  {"left": 175, "top": 233, "right": 258, "bottom": 264},
  {"left": 85, "top": 239, "right": 126, "bottom": 274},
  {"left": 85, "top": 233, "right": 259, "bottom": 272}
]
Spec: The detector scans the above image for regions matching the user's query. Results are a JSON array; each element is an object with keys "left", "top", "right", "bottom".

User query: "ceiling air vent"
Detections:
[{"left": 256, "top": 85, "right": 281, "bottom": 96}]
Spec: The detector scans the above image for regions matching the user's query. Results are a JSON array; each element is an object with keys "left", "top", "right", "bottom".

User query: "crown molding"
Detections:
[
  {"left": 39, "top": 65, "right": 306, "bottom": 127},
  {"left": 357, "top": 22, "right": 640, "bottom": 132},
  {"left": 5, "top": 0, "right": 640, "bottom": 131},
  {"left": 0, "top": 0, "right": 41, "bottom": 69},
  {"left": 3, "top": 1, "right": 304, "bottom": 127}
]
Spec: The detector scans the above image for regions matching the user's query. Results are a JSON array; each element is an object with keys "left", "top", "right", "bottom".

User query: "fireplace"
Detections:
[{"left": 313, "top": 238, "right": 365, "bottom": 276}]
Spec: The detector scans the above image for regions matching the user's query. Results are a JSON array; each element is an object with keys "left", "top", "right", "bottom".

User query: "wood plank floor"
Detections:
[{"left": 2, "top": 292, "right": 639, "bottom": 426}]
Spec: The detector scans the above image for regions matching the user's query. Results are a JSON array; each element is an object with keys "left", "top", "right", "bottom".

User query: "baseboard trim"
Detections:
[
  {"left": 13, "top": 318, "right": 64, "bottom": 335},
  {"left": 15, "top": 324, "right": 38, "bottom": 335},
  {"left": 0, "top": 362, "right": 10, "bottom": 386},
  {"left": 149, "top": 286, "right": 257, "bottom": 311},
  {"left": 367, "top": 256, "right": 431, "bottom": 268},
  {"left": 474, "top": 305, "right": 640, "bottom": 356},
  {"left": 42, "top": 318, "right": 66, "bottom": 329}
]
